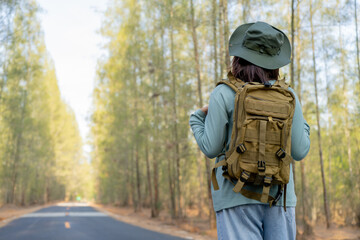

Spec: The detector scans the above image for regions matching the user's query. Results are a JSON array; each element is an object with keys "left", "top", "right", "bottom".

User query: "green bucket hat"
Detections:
[{"left": 229, "top": 21, "right": 291, "bottom": 70}]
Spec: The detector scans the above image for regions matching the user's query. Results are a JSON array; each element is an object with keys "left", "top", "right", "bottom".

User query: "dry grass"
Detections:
[
  {"left": 298, "top": 225, "right": 360, "bottom": 240},
  {"left": 0, "top": 203, "right": 49, "bottom": 227}
]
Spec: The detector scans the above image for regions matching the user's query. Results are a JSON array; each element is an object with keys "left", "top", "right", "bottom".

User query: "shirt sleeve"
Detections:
[
  {"left": 189, "top": 86, "right": 229, "bottom": 159},
  {"left": 289, "top": 88, "right": 311, "bottom": 161}
]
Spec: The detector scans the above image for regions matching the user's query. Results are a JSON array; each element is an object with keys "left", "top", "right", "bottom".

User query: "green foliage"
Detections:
[{"left": 0, "top": 0, "right": 87, "bottom": 205}]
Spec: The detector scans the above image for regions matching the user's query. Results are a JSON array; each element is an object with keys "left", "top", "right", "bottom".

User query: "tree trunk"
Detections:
[
  {"left": 355, "top": 0, "right": 360, "bottom": 84},
  {"left": 168, "top": 149, "right": 176, "bottom": 218},
  {"left": 20, "top": 185, "right": 26, "bottom": 206},
  {"left": 290, "top": 0, "right": 295, "bottom": 88},
  {"left": 150, "top": 57, "right": 160, "bottom": 218},
  {"left": 295, "top": 15, "right": 313, "bottom": 234},
  {"left": 44, "top": 177, "right": 49, "bottom": 204},
  {"left": 300, "top": 160, "right": 313, "bottom": 236},
  {"left": 130, "top": 146, "right": 136, "bottom": 210},
  {"left": 322, "top": 26, "right": 332, "bottom": 207},
  {"left": 9, "top": 90, "right": 27, "bottom": 204},
  {"left": 242, "top": 0, "right": 250, "bottom": 22},
  {"left": 133, "top": 69, "right": 142, "bottom": 212},
  {"left": 295, "top": 2, "right": 302, "bottom": 103},
  {"left": 189, "top": 0, "right": 215, "bottom": 227},
  {"left": 338, "top": 23, "right": 353, "bottom": 179},
  {"left": 163, "top": 22, "right": 176, "bottom": 217},
  {"left": 219, "top": 0, "right": 225, "bottom": 78},
  {"left": 290, "top": 0, "right": 296, "bottom": 184},
  {"left": 212, "top": 0, "right": 218, "bottom": 85},
  {"left": 152, "top": 147, "right": 160, "bottom": 217},
  {"left": 145, "top": 142, "right": 155, "bottom": 216},
  {"left": 221, "top": 0, "right": 230, "bottom": 70},
  {"left": 191, "top": 0, "right": 204, "bottom": 218},
  {"left": 196, "top": 150, "right": 204, "bottom": 217},
  {"left": 169, "top": 1, "right": 181, "bottom": 218},
  {"left": 309, "top": 1, "right": 331, "bottom": 228},
  {"left": 135, "top": 144, "right": 141, "bottom": 212}
]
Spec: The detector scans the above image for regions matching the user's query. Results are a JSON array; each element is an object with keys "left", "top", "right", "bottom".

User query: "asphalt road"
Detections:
[{"left": 0, "top": 204, "right": 187, "bottom": 240}]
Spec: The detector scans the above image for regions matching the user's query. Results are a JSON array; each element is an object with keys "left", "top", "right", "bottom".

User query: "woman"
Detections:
[{"left": 189, "top": 22, "right": 310, "bottom": 240}]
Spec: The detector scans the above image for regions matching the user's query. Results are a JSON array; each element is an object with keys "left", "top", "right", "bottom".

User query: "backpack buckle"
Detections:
[
  {"left": 276, "top": 148, "right": 286, "bottom": 159},
  {"left": 258, "top": 160, "right": 266, "bottom": 172},
  {"left": 240, "top": 171, "right": 250, "bottom": 182},
  {"left": 263, "top": 176, "right": 272, "bottom": 187},
  {"left": 273, "top": 185, "right": 283, "bottom": 205},
  {"left": 236, "top": 144, "right": 247, "bottom": 153},
  {"left": 222, "top": 165, "right": 228, "bottom": 171}
]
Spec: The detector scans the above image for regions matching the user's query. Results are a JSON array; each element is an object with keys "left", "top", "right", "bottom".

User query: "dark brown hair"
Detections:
[{"left": 231, "top": 57, "right": 279, "bottom": 83}]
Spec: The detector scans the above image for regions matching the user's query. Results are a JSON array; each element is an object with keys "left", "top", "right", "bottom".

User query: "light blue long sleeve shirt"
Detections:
[{"left": 189, "top": 82, "right": 310, "bottom": 212}]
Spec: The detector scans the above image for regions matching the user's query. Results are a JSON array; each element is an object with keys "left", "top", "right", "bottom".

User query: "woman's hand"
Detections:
[{"left": 200, "top": 105, "right": 209, "bottom": 115}]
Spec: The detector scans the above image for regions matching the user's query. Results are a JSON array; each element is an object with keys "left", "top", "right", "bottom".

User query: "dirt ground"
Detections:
[
  {"left": 0, "top": 203, "right": 359, "bottom": 240},
  {"left": 0, "top": 203, "right": 52, "bottom": 227},
  {"left": 297, "top": 225, "right": 360, "bottom": 240}
]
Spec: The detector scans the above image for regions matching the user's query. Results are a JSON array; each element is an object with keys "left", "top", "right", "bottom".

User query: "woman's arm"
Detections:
[
  {"left": 289, "top": 88, "right": 311, "bottom": 160},
  {"left": 189, "top": 85, "right": 231, "bottom": 158}
]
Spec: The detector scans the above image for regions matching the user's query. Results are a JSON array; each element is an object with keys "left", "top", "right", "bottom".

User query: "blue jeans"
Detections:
[{"left": 216, "top": 205, "right": 296, "bottom": 240}]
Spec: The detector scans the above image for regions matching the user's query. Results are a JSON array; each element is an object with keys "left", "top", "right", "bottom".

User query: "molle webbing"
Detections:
[
  {"left": 245, "top": 98, "right": 291, "bottom": 119},
  {"left": 238, "top": 151, "right": 280, "bottom": 165},
  {"left": 258, "top": 121, "right": 267, "bottom": 170},
  {"left": 245, "top": 129, "right": 281, "bottom": 145}
]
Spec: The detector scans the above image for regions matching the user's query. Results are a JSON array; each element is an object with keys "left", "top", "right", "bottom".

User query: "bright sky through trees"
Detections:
[{"left": 37, "top": 0, "right": 107, "bottom": 159}]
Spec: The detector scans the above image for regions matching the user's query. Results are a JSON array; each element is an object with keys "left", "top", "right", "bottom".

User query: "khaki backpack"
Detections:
[{"left": 212, "top": 73, "right": 296, "bottom": 210}]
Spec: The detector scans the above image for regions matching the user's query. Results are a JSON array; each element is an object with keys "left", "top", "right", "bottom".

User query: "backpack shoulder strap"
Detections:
[
  {"left": 274, "top": 78, "right": 289, "bottom": 88},
  {"left": 216, "top": 72, "right": 245, "bottom": 93},
  {"left": 216, "top": 80, "right": 239, "bottom": 92}
]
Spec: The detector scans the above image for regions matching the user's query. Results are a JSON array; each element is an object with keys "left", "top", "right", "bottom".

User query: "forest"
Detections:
[
  {"left": 1, "top": 0, "right": 360, "bottom": 238},
  {"left": 0, "top": 0, "right": 92, "bottom": 205}
]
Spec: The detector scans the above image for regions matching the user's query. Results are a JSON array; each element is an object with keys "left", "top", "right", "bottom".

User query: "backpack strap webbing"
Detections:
[
  {"left": 260, "top": 175, "right": 272, "bottom": 203},
  {"left": 274, "top": 78, "right": 289, "bottom": 88},
  {"left": 216, "top": 72, "right": 246, "bottom": 92},
  {"left": 211, "top": 159, "right": 227, "bottom": 190},
  {"left": 240, "top": 188, "right": 276, "bottom": 206},
  {"left": 216, "top": 80, "right": 240, "bottom": 93},
  {"left": 283, "top": 184, "right": 287, "bottom": 211},
  {"left": 232, "top": 170, "right": 250, "bottom": 192},
  {"left": 211, "top": 159, "right": 238, "bottom": 190}
]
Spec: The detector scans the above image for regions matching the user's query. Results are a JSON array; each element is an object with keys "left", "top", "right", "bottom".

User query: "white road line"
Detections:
[
  {"left": 21, "top": 212, "right": 107, "bottom": 218},
  {"left": 57, "top": 202, "right": 89, "bottom": 207}
]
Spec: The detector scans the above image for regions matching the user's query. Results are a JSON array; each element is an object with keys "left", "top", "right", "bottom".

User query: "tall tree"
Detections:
[
  {"left": 355, "top": 0, "right": 360, "bottom": 84},
  {"left": 220, "top": 0, "right": 230, "bottom": 70},
  {"left": 309, "top": 0, "right": 331, "bottom": 228},
  {"left": 189, "top": 0, "right": 215, "bottom": 227},
  {"left": 168, "top": 0, "right": 181, "bottom": 218},
  {"left": 212, "top": 0, "right": 219, "bottom": 85}
]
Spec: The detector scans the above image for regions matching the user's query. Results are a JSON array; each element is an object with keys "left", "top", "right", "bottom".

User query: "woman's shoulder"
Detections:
[
  {"left": 212, "top": 82, "right": 236, "bottom": 97},
  {"left": 209, "top": 83, "right": 236, "bottom": 112}
]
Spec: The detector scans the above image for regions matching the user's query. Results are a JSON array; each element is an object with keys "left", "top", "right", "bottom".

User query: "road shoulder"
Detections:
[{"left": 0, "top": 204, "right": 50, "bottom": 228}]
